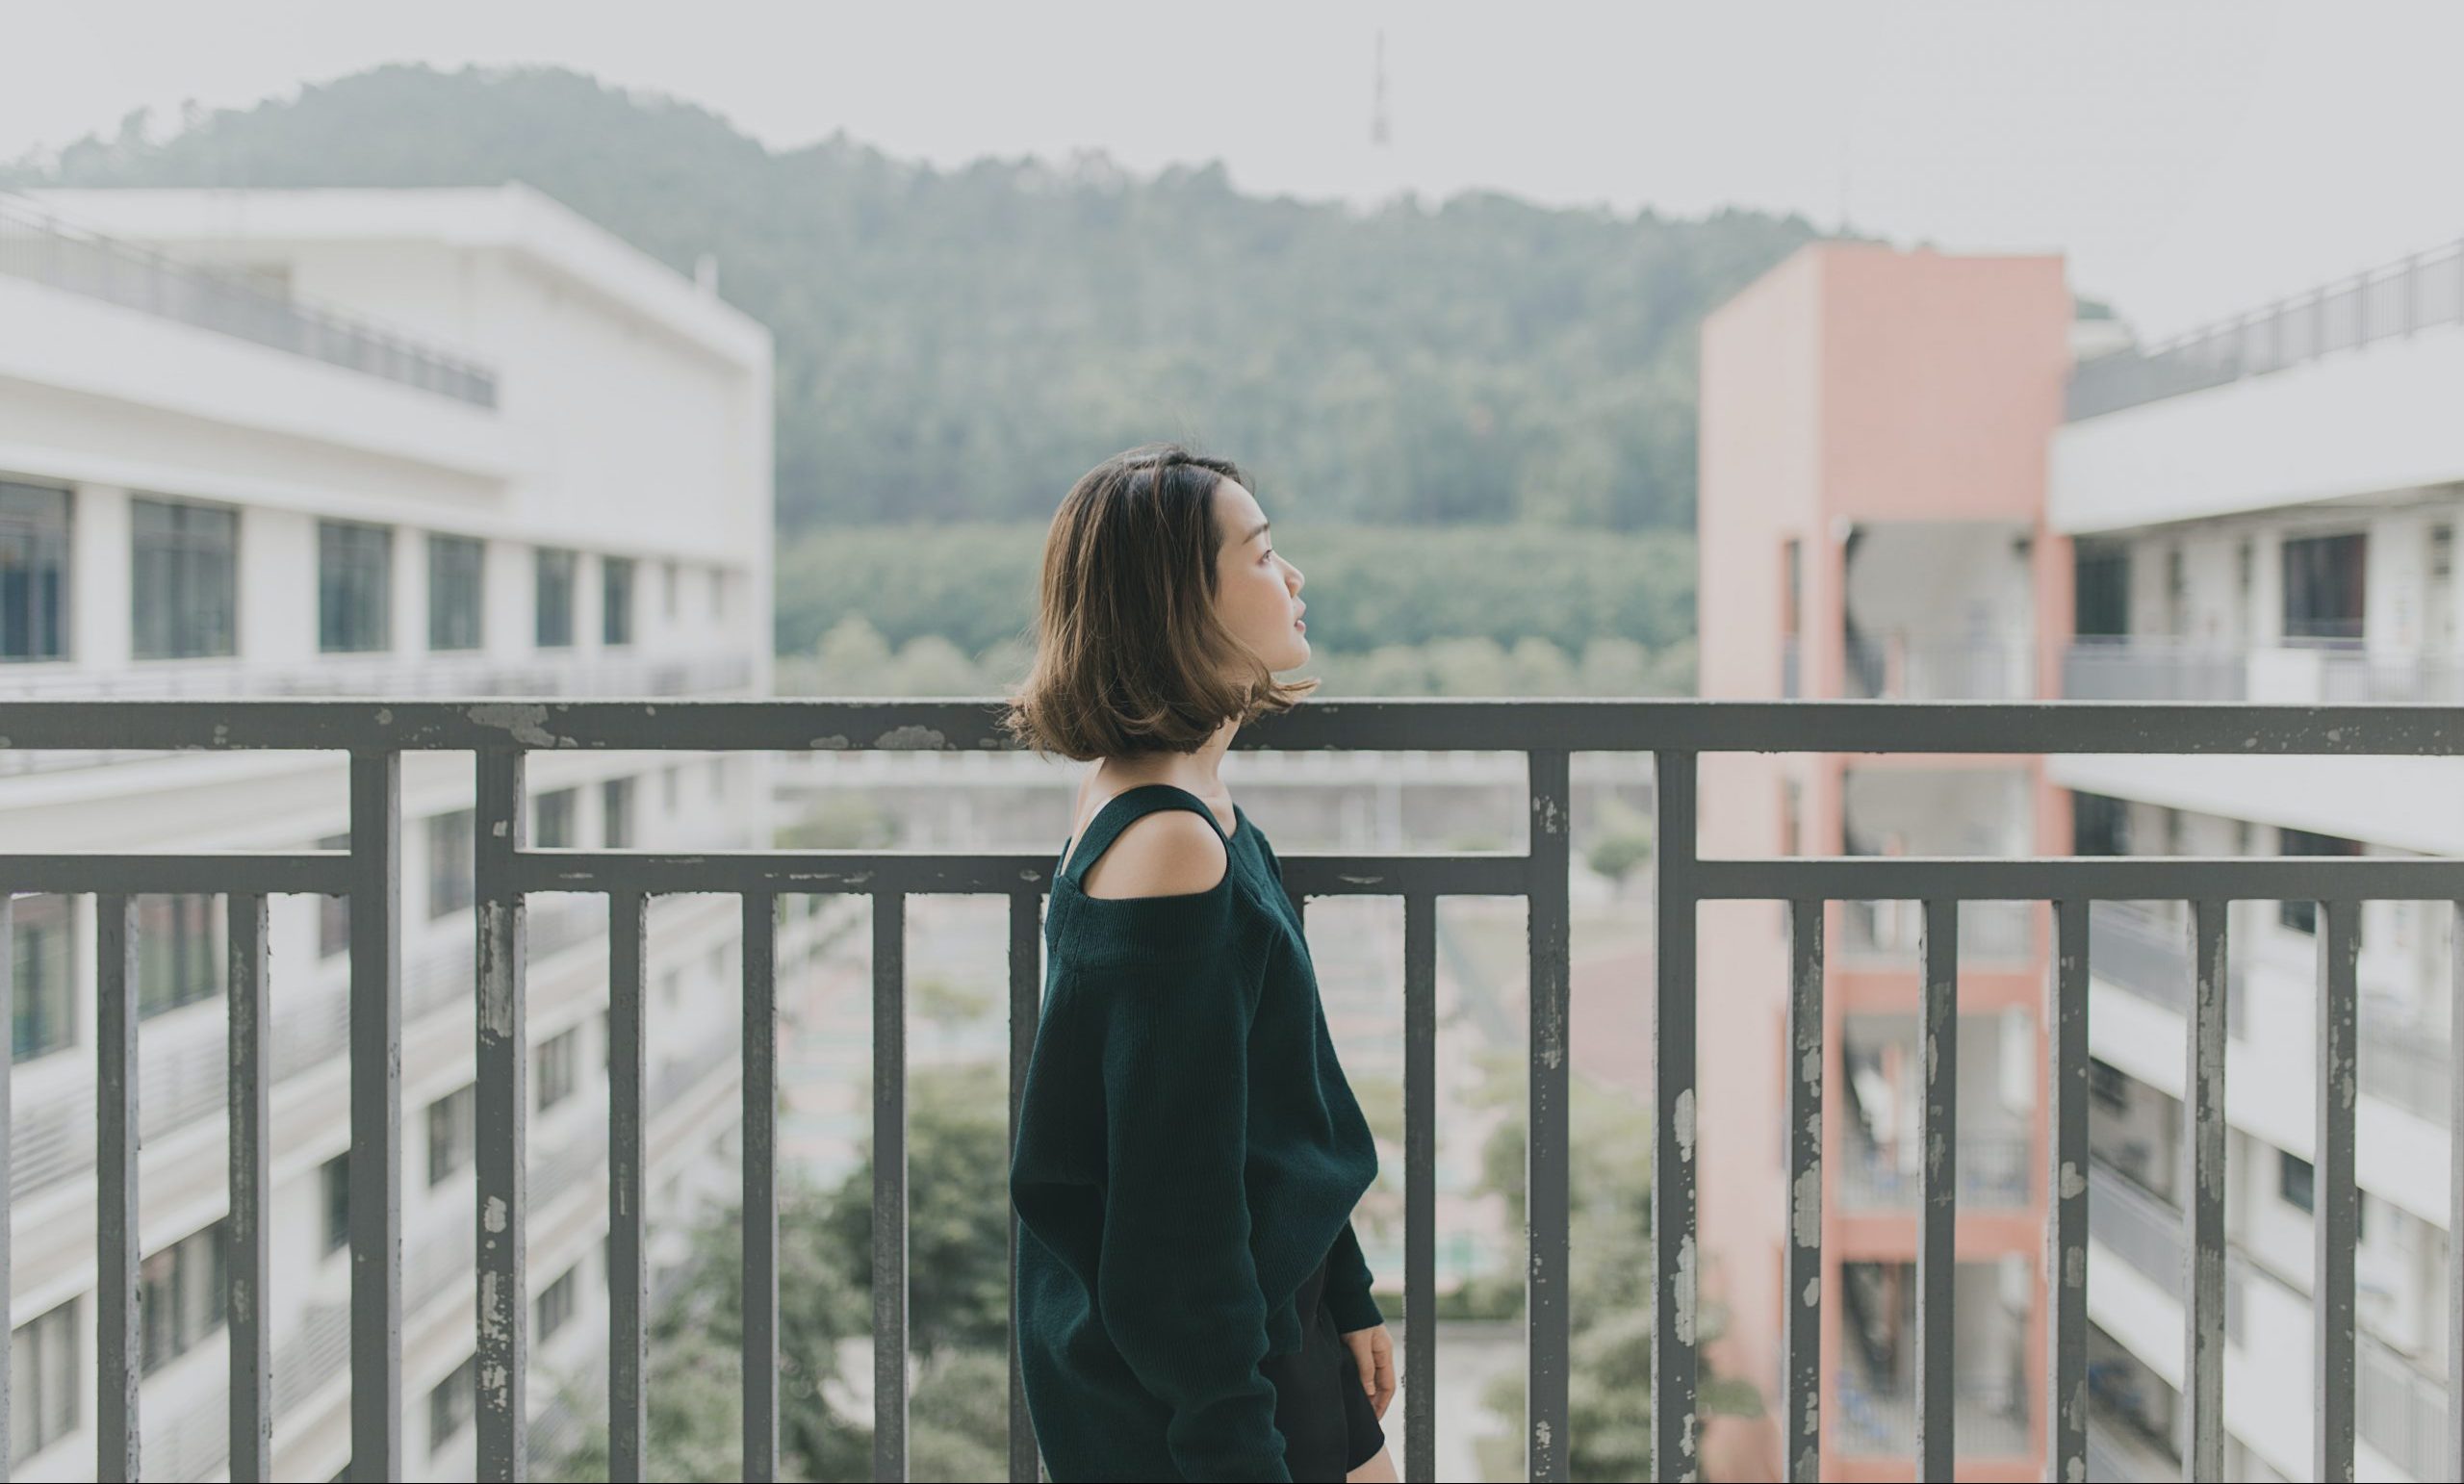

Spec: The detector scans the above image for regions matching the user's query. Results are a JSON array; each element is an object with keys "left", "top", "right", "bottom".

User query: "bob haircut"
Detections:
[{"left": 1000, "top": 442, "right": 1318, "bottom": 762}]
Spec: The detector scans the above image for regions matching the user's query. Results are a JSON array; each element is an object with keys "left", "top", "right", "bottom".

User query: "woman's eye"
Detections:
[{"left": 1261, "top": 550, "right": 1274, "bottom": 564}]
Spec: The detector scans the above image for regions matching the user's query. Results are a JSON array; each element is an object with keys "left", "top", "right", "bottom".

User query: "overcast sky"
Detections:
[{"left": 8, "top": 0, "right": 2463, "bottom": 339}]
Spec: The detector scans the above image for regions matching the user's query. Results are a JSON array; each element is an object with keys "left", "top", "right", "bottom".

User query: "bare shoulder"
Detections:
[{"left": 1080, "top": 809, "right": 1230, "bottom": 900}]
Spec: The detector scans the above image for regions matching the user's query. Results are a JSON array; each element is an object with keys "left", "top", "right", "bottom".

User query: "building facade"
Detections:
[
  {"left": 1, "top": 185, "right": 774, "bottom": 1479},
  {"left": 1696, "top": 242, "right": 2077, "bottom": 1480}
]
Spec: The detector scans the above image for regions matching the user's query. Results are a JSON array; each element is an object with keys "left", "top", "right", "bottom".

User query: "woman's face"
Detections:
[{"left": 1212, "top": 478, "right": 1307, "bottom": 670}]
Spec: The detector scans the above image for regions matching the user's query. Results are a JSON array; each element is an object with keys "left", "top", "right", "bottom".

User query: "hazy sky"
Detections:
[{"left": 8, "top": 0, "right": 2463, "bottom": 340}]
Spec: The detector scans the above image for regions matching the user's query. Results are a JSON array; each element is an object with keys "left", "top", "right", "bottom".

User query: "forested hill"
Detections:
[{"left": 9, "top": 63, "right": 1844, "bottom": 533}]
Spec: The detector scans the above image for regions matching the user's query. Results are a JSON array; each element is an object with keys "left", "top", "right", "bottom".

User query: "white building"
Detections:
[
  {"left": 2049, "top": 242, "right": 2464, "bottom": 1482},
  {"left": 1, "top": 185, "right": 775, "bottom": 1479}
]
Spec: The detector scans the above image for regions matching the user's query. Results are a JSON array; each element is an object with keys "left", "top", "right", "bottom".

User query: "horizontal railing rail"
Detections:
[{"left": 0, "top": 696, "right": 2455, "bottom": 1483}]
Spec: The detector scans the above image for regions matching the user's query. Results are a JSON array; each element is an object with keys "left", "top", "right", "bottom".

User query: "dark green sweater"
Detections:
[{"left": 1010, "top": 782, "right": 1383, "bottom": 1482}]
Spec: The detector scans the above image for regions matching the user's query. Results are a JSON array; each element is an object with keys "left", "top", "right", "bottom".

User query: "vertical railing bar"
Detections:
[
  {"left": 1784, "top": 898, "right": 1824, "bottom": 1483},
  {"left": 347, "top": 750, "right": 403, "bottom": 1482},
  {"left": 1652, "top": 749, "right": 1700, "bottom": 1482},
  {"left": 2048, "top": 899, "right": 2091, "bottom": 1484},
  {"left": 2184, "top": 898, "right": 2228, "bottom": 1482},
  {"left": 2317, "top": 897, "right": 2359, "bottom": 1484},
  {"left": 744, "top": 891, "right": 782, "bottom": 1481},
  {"left": 228, "top": 892, "right": 273, "bottom": 1483},
  {"left": 95, "top": 894, "right": 139, "bottom": 1481},
  {"left": 0, "top": 893, "right": 11, "bottom": 1477},
  {"left": 474, "top": 747, "right": 527, "bottom": 1480},
  {"left": 607, "top": 888, "right": 650, "bottom": 1481},
  {"left": 2449, "top": 900, "right": 2464, "bottom": 1483},
  {"left": 1527, "top": 748, "right": 1572, "bottom": 1483},
  {"left": 1404, "top": 892, "right": 1439, "bottom": 1484},
  {"left": 1006, "top": 890, "right": 1044, "bottom": 1484},
  {"left": 871, "top": 890, "right": 909, "bottom": 1481},
  {"left": 1914, "top": 896, "right": 1958, "bottom": 1481}
]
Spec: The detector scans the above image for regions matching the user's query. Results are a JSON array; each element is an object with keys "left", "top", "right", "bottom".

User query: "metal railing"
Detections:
[
  {"left": 2065, "top": 638, "right": 2464, "bottom": 706},
  {"left": 0, "top": 192, "right": 499, "bottom": 408},
  {"left": 0, "top": 696, "right": 2450, "bottom": 1484},
  {"left": 2067, "top": 238, "right": 2464, "bottom": 421},
  {"left": 1841, "top": 634, "right": 2037, "bottom": 701},
  {"left": 1838, "top": 1130, "right": 2032, "bottom": 1210},
  {"left": 2089, "top": 900, "right": 2249, "bottom": 1037}
]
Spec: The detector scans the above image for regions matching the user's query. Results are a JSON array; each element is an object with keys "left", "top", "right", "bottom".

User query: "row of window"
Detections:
[
  {"left": 2071, "top": 791, "right": 2369, "bottom": 940},
  {"left": 4, "top": 1217, "right": 230, "bottom": 1467},
  {"left": 12, "top": 894, "right": 240, "bottom": 1063},
  {"left": 1, "top": 478, "right": 730, "bottom": 663},
  {"left": 2072, "top": 527, "right": 2385, "bottom": 643},
  {"left": 316, "top": 1028, "right": 593, "bottom": 1249},
  {"left": 427, "top": 1263, "right": 579, "bottom": 1452},
  {"left": 12, "top": 768, "right": 690, "bottom": 1065},
  {"left": 7, "top": 1233, "right": 586, "bottom": 1469}
]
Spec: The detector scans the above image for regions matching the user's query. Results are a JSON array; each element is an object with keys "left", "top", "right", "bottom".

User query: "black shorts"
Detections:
[{"left": 1262, "top": 1242, "right": 1387, "bottom": 1480}]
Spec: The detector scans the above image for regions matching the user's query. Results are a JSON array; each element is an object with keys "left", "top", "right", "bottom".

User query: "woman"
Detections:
[{"left": 1002, "top": 444, "right": 1399, "bottom": 1482}]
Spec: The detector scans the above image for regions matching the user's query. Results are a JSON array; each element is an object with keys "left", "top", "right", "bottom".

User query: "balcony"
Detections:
[
  {"left": 0, "top": 695, "right": 2446, "bottom": 1483},
  {"left": 2066, "top": 238, "right": 2464, "bottom": 422},
  {"left": 2087, "top": 1159, "right": 2448, "bottom": 1481},
  {"left": 2088, "top": 900, "right": 2249, "bottom": 1037},
  {"left": 1843, "top": 634, "right": 2037, "bottom": 701},
  {"left": 0, "top": 192, "right": 498, "bottom": 408},
  {"left": 2065, "top": 637, "right": 2464, "bottom": 705}
]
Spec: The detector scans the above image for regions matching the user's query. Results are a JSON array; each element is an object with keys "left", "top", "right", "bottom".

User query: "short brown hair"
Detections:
[{"left": 999, "top": 442, "right": 1318, "bottom": 761}]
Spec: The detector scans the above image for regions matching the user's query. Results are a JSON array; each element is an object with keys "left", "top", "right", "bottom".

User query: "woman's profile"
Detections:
[{"left": 1002, "top": 443, "right": 1399, "bottom": 1482}]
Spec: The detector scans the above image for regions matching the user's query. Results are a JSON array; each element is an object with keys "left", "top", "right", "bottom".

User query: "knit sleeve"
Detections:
[
  {"left": 1091, "top": 952, "right": 1291, "bottom": 1482},
  {"left": 1322, "top": 1217, "right": 1385, "bottom": 1334}
]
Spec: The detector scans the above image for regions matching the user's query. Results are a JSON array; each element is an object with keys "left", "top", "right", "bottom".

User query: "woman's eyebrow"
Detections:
[{"left": 1245, "top": 520, "right": 1271, "bottom": 544}]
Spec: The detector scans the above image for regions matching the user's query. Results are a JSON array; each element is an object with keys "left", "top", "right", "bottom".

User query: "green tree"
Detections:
[
  {"left": 1585, "top": 804, "right": 1655, "bottom": 896},
  {"left": 552, "top": 1062, "right": 1025, "bottom": 1480},
  {"left": 1453, "top": 1048, "right": 1762, "bottom": 1481}
]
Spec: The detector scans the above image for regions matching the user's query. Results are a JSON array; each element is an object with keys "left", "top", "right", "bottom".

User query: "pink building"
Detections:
[{"left": 1695, "top": 243, "right": 2076, "bottom": 1480}]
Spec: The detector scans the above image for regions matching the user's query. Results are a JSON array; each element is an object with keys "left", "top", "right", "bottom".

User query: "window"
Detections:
[
  {"left": 2072, "top": 791, "right": 2131, "bottom": 857},
  {"left": 2073, "top": 541, "right": 2130, "bottom": 638},
  {"left": 535, "top": 1265, "right": 579, "bottom": 1341},
  {"left": 427, "top": 535, "right": 484, "bottom": 652},
  {"left": 707, "top": 756, "right": 726, "bottom": 799},
  {"left": 321, "top": 1154, "right": 350, "bottom": 1253},
  {"left": 535, "top": 548, "right": 577, "bottom": 648},
  {"left": 427, "top": 810, "right": 475, "bottom": 920},
  {"left": 318, "top": 833, "right": 351, "bottom": 957},
  {"left": 2283, "top": 531, "right": 2367, "bottom": 644},
  {"left": 664, "top": 559, "right": 680, "bottom": 621},
  {"left": 427, "top": 1084, "right": 475, "bottom": 1187},
  {"left": 709, "top": 567, "right": 726, "bottom": 620},
  {"left": 2278, "top": 827, "right": 2364, "bottom": 936},
  {"left": 140, "top": 1220, "right": 227, "bottom": 1375},
  {"left": 0, "top": 479, "right": 70, "bottom": 662},
  {"left": 1781, "top": 538, "right": 1801, "bottom": 637},
  {"left": 137, "top": 894, "right": 223, "bottom": 1018},
  {"left": 11, "top": 1300, "right": 78, "bottom": 1466},
  {"left": 2088, "top": 1058, "right": 2131, "bottom": 1112},
  {"left": 603, "top": 556, "right": 634, "bottom": 647},
  {"left": 318, "top": 520, "right": 393, "bottom": 653},
  {"left": 535, "top": 788, "right": 577, "bottom": 850},
  {"left": 662, "top": 764, "right": 680, "bottom": 814},
  {"left": 12, "top": 895, "right": 72, "bottom": 1062},
  {"left": 537, "top": 1028, "right": 580, "bottom": 1112},
  {"left": 429, "top": 1354, "right": 475, "bottom": 1448},
  {"left": 603, "top": 777, "right": 635, "bottom": 850},
  {"left": 131, "top": 497, "right": 238, "bottom": 659}
]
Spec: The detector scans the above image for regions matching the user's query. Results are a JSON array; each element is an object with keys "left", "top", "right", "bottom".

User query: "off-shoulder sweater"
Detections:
[{"left": 1009, "top": 782, "right": 1383, "bottom": 1482}]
